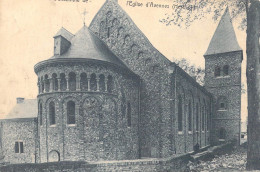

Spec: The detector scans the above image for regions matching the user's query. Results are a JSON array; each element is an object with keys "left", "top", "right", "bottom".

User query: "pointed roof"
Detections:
[
  {"left": 205, "top": 7, "right": 242, "bottom": 56},
  {"left": 54, "top": 27, "right": 74, "bottom": 41},
  {"left": 53, "top": 26, "right": 127, "bottom": 68}
]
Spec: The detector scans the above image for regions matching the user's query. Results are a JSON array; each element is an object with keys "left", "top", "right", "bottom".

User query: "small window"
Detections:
[
  {"left": 127, "top": 102, "right": 131, "bottom": 127},
  {"left": 107, "top": 75, "right": 113, "bottom": 93},
  {"left": 60, "top": 73, "right": 67, "bottom": 91},
  {"left": 223, "top": 65, "right": 229, "bottom": 76},
  {"left": 80, "top": 73, "right": 88, "bottom": 91},
  {"left": 178, "top": 96, "right": 183, "bottom": 132},
  {"left": 214, "top": 66, "right": 221, "bottom": 77},
  {"left": 39, "top": 102, "right": 43, "bottom": 126},
  {"left": 218, "top": 96, "right": 227, "bottom": 110},
  {"left": 219, "top": 128, "right": 226, "bottom": 140},
  {"left": 49, "top": 101, "right": 56, "bottom": 125},
  {"left": 188, "top": 100, "right": 192, "bottom": 131},
  {"left": 68, "top": 72, "right": 76, "bottom": 91},
  {"left": 90, "top": 73, "right": 97, "bottom": 91},
  {"left": 67, "top": 101, "right": 75, "bottom": 124},
  {"left": 202, "top": 106, "right": 205, "bottom": 131},
  {"left": 15, "top": 141, "right": 24, "bottom": 153},
  {"left": 44, "top": 75, "right": 50, "bottom": 92},
  {"left": 99, "top": 75, "right": 105, "bottom": 92}
]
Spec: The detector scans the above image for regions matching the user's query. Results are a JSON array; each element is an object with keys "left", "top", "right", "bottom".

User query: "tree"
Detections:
[
  {"left": 160, "top": 0, "right": 259, "bottom": 170},
  {"left": 176, "top": 58, "right": 247, "bottom": 93},
  {"left": 174, "top": 58, "right": 205, "bottom": 85},
  {"left": 160, "top": 0, "right": 248, "bottom": 30}
]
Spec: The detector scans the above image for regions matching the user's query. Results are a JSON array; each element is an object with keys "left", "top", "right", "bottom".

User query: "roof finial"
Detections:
[{"left": 82, "top": 8, "right": 88, "bottom": 26}]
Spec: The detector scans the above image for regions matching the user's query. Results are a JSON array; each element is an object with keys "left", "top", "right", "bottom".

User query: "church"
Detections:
[{"left": 0, "top": 0, "right": 242, "bottom": 165}]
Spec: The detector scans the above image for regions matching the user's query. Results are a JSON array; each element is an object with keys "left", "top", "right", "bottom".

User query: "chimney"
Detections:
[{"left": 17, "top": 97, "right": 25, "bottom": 104}]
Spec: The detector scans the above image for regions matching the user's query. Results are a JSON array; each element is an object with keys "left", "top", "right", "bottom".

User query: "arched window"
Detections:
[
  {"left": 124, "top": 35, "right": 131, "bottom": 45},
  {"left": 41, "top": 76, "right": 44, "bottom": 93},
  {"left": 38, "top": 78, "right": 40, "bottom": 94},
  {"left": 45, "top": 75, "right": 50, "bottom": 92},
  {"left": 127, "top": 102, "right": 131, "bottom": 127},
  {"left": 39, "top": 102, "right": 43, "bottom": 126},
  {"left": 68, "top": 72, "right": 76, "bottom": 91},
  {"left": 217, "top": 96, "right": 228, "bottom": 110},
  {"left": 188, "top": 100, "right": 192, "bottom": 131},
  {"left": 52, "top": 73, "right": 58, "bottom": 91},
  {"left": 196, "top": 103, "right": 199, "bottom": 131},
  {"left": 90, "top": 73, "right": 97, "bottom": 91},
  {"left": 219, "top": 128, "right": 226, "bottom": 140},
  {"left": 99, "top": 74, "right": 105, "bottom": 92},
  {"left": 60, "top": 73, "right": 67, "bottom": 91},
  {"left": 67, "top": 101, "right": 75, "bottom": 124},
  {"left": 49, "top": 101, "right": 56, "bottom": 125},
  {"left": 202, "top": 106, "right": 205, "bottom": 131},
  {"left": 207, "top": 107, "right": 210, "bottom": 131},
  {"left": 80, "top": 73, "right": 88, "bottom": 91},
  {"left": 107, "top": 75, "right": 113, "bottom": 93},
  {"left": 178, "top": 95, "right": 183, "bottom": 132},
  {"left": 223, "top": 65, "right": 229, "bottom": 76},
  {"left": 214, "top": 66, "right": 221, "bottom": 77}
]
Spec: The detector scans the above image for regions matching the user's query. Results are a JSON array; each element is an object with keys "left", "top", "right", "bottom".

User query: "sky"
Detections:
[{"left": 0, "top": 0, "right": 247, "bottom": 123}]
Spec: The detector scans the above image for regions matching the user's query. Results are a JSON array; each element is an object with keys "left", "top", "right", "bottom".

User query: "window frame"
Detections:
[
  {"left": 217, "top": 96, "right": 228, "bottom": 110},
  {"left": 127, "top": 102, "right": 131, "bottom": 127},
  {"left": 214, "top": 66, "right": 221, "bottom": 77},
  {"left": 49, "top": 101, "right": 56, "bottom": 126},
  {"left": 67, "top": 100, "right": 76, "bottom": 125},
  {"left": 15, "top": 141, "right": 24, "bottom": 154},
  {"left": 39, "top": 102, "right": 43, "bottom": 126},
  {"left": 188, "top": 100, "right": 192, "bottom": 132},
  {"left": 177, "top": 95, "right": 183, "bottom": 132},
  {"left": 223, "top": 65, "right": 229, "bottom": 76}
]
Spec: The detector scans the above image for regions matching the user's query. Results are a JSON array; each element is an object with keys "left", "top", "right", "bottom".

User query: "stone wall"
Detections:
[
  {"left": 172, "top": 64, "right": 211, "bottom": 154},
  {"left": 36, "top": 61, "right": 140, "bottom": 162},
  {"left": 204, "top": 51, "right": 242, "bottom": 144},
  {"left": 0, "top": 118, "right": 37, "bottom": 164},
  {"left": 89, "top": 0, "right": 213, "bottom": 158},
  {"left": 0, "top": 154, "right": 191, "bottom": 172},
  {"left": 90, "top": 0, "right": 178, "bottom": 158}
]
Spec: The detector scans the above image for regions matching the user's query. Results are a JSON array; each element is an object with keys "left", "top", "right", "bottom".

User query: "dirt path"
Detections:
[{"left": 188, "top": 147, "right": 248, "bottom": 171}]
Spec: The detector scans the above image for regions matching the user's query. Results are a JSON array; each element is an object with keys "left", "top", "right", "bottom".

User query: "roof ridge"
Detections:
[
  {"left": 53, "top": 25, "right": 129, "bottom": 69},
  {"left": 89, "top": 0, "right": 171, "bottom": 64},
  {"left": 54, "top": 27, "right": 74, "bottom": 40}
]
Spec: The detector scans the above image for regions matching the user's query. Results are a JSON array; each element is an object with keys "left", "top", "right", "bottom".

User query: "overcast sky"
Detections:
[{"left": 0, "top": 0, "right": 247, "bottom": 122}]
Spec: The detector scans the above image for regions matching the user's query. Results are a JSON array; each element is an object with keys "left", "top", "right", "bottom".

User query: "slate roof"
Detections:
[
  {"left": 5, "top": 99, "right": 37, "bottom": 119},
  {"left": 205, "top": 7, "right": 242, "bottom": 56},
  {"left": 54, "top": 27, "right": 74, "bottom": 41},
  {"left": 52, "top": 25, "right": 127, "bottom": 68}
]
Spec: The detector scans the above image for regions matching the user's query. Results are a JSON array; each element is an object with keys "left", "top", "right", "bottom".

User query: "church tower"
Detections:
[{"left": 204, "top": 8, "right": 243, "bottom": 144}]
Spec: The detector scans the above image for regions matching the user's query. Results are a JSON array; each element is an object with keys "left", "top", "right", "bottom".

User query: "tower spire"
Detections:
[{"left": 204, "top": 7, "right": 241, "bottom": 55}]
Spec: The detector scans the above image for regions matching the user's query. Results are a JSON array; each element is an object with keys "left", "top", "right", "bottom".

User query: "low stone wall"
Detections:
[
  {"left": 0, "top": 161, "right": 96, "bottom": 172},
  {"left": 93, "top": 153, "right": 191, "bottom": 172},
  {"left": 0, "top": 144, "right": 234, "bottom": 172},
  {"left": 0, "top": 154, "right": 191, "bottom": 172}
]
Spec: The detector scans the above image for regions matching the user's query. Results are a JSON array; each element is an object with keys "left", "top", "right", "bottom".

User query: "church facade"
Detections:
[{"left": 0, "top": 0, "right": 242, "bottom": 165}]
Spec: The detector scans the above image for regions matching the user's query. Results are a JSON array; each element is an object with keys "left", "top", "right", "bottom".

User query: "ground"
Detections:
[{"left": 187, "top": 145, "right": 253, "bottom": 172}]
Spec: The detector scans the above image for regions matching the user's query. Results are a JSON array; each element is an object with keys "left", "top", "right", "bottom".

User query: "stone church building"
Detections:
[{"left": 0, "top": 0, "right": 242, "bottom": 165}]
